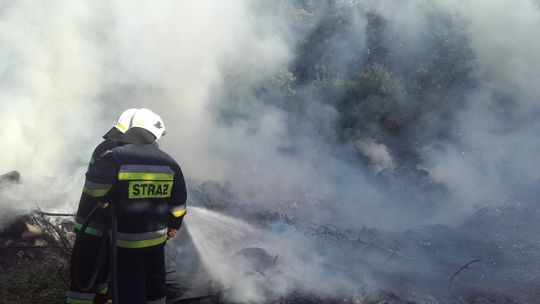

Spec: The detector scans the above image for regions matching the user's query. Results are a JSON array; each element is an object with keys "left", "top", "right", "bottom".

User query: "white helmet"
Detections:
[
  {"left": 103, "top": 108, "right": 138, "bottom": 139},
  {"left": 114, "top": 108, "right": 138, "bottom": 133},
  {"left": 129, "top": 108, "right": 166, "bottom": 140}
]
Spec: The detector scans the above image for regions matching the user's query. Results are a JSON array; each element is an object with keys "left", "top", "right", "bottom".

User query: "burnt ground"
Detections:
[
  {"left": 0, "top": 205, "right": 538, "bottom": 303},
  {"left": 0, "top": 171, "right": 540, "bottom": 304}
]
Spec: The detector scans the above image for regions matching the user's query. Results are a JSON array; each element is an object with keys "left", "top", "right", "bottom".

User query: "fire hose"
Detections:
[
  {"left": 69, "top": 204, "right": 108, "bottom": 292},
  {"left": 68, "top": 203, "right": 119, "bottom": 304},
  {"left": 109, "top": 203, "right": 119, "bottom": 304}
]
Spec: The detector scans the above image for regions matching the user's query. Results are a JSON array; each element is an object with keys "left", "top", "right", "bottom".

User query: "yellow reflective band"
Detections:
[
  {"left": 118, "top": 172, "right": 173, "bottom": 181},
  {"left": 128, "top": 181, "right": 173, "bottom": 199},
  {"left": 117, "top": 235, "right": 167, "bottom": 249},
  {"left": 171, "top": 209, "right": 187, "bottom": 218},
  {"left": 66, "top": 298, "right": 93, "bottom": 304},
  {"left": 74, "top": 221, "right": 103, "bottom": 237},
  {"left": 83, "top": 187, "right": 110, "bottom": 197},
  {"left": 116, "top": 122, "right": 127, "bottom": 132}
]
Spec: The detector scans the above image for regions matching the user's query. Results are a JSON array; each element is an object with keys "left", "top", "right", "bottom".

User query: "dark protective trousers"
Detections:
[
  {"left": 117, "top": 246, "right": 166, "bottom": 304},
  {"left": 67, "top": 233, "right": 110, "bottom": 304}
]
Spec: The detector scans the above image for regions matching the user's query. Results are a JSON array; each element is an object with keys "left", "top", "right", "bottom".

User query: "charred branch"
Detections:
[
  {"left": 448, "top": 259, "right": 481, "bottom": 289},
  {"left": 307, "top": 223, "right": 403, "bottom": 259}
]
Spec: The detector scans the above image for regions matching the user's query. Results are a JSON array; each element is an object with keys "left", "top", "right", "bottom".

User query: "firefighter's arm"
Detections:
[
  {"left": 84, "top": 149, "right": 118, "bottom": 202},
  {"left": 74, "top": 150, "right": 117, "bottom": 235},
  {"left": 87, "top": 139, "right": 115, "bottom": 170},
  {"left": 168, "top": 164, "right": 187, "bottom": 231}
]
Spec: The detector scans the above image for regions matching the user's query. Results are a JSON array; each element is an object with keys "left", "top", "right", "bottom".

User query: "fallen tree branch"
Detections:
[
  {"left": 36, "top": 211, "right": 75, "bottom": 217},
  {"left": 447, "top": 259, "right": 481, "bottom": 303},
  {"left": 384, "top": 245, "right": 399, "bottom": 264},
  {"left": 308, "top": 223, "right": 403, "bottom": 259},
  {"left": 448, "top": 259, "right": 481, "bottom": 288},
  {"left": 35, "top": 213, "right": 73, "bottom": 255}
]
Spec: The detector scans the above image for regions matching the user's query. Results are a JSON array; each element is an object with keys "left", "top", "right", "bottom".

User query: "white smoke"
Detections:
[
  {"left": 0, "top": 1, "right": 107, "bottom": 222},
  {"left": 355, "top": 139, "right": 395, "bottom": 172},
  {"left": 1, "top": 0, "right": 540, "bottom": 301},
  {"left": 419, "top": 0, "right": 540, "bottom": 218}
]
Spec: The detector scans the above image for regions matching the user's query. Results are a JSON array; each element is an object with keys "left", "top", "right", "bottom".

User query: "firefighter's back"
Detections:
[{"left": 112, "top": 143, "right": 183, "bottom": 252}]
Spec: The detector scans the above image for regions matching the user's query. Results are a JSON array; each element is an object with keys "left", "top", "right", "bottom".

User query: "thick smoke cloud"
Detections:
[
  {"left": 427, "top": 0, "right": 540, "bottom": 206},
  {"left": 0, "top": 1, "right": 106, "bottom": 221},
  {"left": 1, "top": 0, "right": 539, "bottom": 301},
  {"left": 0, "top": 0, "right": 290, "bottom": 222}
]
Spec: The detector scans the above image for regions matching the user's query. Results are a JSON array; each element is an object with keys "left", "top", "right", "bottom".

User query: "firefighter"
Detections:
[
  {"left": 67, "top": 108, "right": 137, "bottom": 304},
  {"left": 84, "top": 108, "right": 187, "bottom": 304}
]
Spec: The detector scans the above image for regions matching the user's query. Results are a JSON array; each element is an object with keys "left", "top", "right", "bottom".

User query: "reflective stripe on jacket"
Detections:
[{"left": 86, "top": 142, "right": 187, "bottom": 250}]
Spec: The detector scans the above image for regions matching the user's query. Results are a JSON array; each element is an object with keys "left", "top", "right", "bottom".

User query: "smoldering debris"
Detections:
[
  {"left": 232, "top": 247, "right": 279, "bottom": 276},
  {"left": 0, "top": 212, "right": 72, "bottom": 303},
  {"left": 0, "top": 213, "right": 74, "bottom": 256},
  {"left": 0, "top": 213, "right": 73, "bottom": 274},
  {"left": 168, "top": 182, "right": 539, "bottom": 303}
]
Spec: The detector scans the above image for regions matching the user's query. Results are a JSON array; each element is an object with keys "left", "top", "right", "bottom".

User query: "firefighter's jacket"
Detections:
[{"left": 81, "top": 142, "right": 187, "bottom": 250}]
